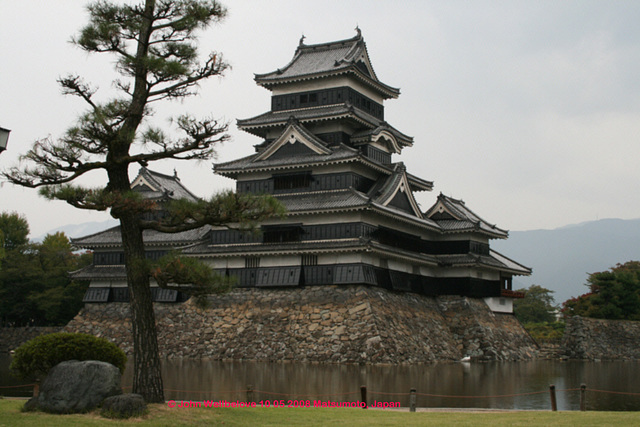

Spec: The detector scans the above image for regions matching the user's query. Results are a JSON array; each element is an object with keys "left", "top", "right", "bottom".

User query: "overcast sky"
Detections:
[{"left": 1, "top": 0, "right": 639, "bottom": 238}]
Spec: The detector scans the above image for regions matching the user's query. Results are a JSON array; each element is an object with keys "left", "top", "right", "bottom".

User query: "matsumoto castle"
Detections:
[{"left": 74, "top": 30, "right": 531, "bottom": 314}]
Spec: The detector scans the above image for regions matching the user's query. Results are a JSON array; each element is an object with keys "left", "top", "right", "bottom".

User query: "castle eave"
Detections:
[
  {"left": 256, "top": 69, "right": 400, "bottom": 100},
  {"left": 436, "top": 252, "right": 531, "bottom": 276},
  {"left": 215, "top": 154, "right": 392, "bottom": 179},
  {"left": 236, "top": 103, "right": 391, "bottom": 138},
  {"left": 182, "top": 238, "right": 369, "bottom": 257}
]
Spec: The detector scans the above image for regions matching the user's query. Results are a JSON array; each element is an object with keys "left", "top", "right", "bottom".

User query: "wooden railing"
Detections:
[{"left": 501, "top": 289, "right": 526, "bottom": 299}]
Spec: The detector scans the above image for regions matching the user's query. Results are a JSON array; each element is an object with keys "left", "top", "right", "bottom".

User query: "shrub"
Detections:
[
  {"left": 523, "top": 321, "right": 565, "bottom": 342},
  {"left": 10, "top": 332, "right": 126, "bottom": 380}
]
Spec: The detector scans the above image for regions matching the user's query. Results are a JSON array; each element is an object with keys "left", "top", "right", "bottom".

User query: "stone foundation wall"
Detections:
[
  {"left": 0, "top": 327, "right": 63, "bottom": 352},
  {"left": 64, "top": 285, "right": 538, "bottom": 363},
  {"left": 437, "top": 296, "right": 538, "bottom": 361},
  {"left": 562, "top": 316, "right": 640, "bottom": 360}
]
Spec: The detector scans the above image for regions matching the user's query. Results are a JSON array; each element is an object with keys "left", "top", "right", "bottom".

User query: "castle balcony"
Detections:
[{"left": 500, "top": 289, "right": 525, "bottom": 299}]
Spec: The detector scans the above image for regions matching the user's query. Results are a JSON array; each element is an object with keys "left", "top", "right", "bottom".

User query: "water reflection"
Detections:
[
  {"left": 2, "top": 353, "right": 638, "bottom": 411},
  {"left": 122, "top": 359, "right": 639, "bottom": 411}
]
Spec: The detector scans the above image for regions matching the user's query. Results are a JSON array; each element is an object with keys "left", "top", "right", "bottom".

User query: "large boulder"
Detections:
[{"left": 33, "top": 360, "right": 122, "bottom": 413}]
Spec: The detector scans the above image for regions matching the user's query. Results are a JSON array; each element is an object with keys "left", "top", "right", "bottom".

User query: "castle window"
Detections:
[
  {"left": 263, "top": 225, "right": 303, "bottom": 243},
  {"left": 95, "top": 252, "right": 125, "bottom": 265},
  {"left": 302, "top": 254, "right": 318, "bottom": 266},
  {"left": 245, "top": 257, "right": 260, "bottom": 268},
  {"left": 273, "top": 173, "right": 311, "bottom": 191}
]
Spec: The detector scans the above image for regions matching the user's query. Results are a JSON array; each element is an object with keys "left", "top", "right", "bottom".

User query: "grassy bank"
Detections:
[{"left": 1, "top": 399, "right": 639, "bottom": 426}]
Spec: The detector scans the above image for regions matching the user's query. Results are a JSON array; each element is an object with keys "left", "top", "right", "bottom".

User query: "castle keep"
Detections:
[{"left": 69, "top": 32, "right": 535, "bottom": 362}]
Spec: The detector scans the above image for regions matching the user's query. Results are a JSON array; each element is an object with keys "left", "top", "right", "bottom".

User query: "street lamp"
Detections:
[{"left": 0, "top": 127, "right": 10, "bottom": 154}]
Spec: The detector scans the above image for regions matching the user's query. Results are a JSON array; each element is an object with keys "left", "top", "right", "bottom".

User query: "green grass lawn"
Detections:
[{"left": 1, "top": 399, "right": 639, "bottom": 426}]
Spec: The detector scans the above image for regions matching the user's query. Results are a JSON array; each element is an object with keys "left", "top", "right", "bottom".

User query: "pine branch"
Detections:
[
  {"left": 139, "top": 191, "right": 287, "bottom": 233},
  {"left": 151, "top": 252, "right": 235, "bottom": 308},
  {"left": 58, "top": 76, "right": 99, "bottom": 110}
]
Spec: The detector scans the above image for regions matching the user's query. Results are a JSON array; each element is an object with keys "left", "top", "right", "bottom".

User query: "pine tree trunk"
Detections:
[{"left": 120, "top": 212, "right": 164, "bottom": 403}]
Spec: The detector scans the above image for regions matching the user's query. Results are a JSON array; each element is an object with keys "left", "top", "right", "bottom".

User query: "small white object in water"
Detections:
[{"left": 460, "top": 356, "right": 471, "bottom": 362}]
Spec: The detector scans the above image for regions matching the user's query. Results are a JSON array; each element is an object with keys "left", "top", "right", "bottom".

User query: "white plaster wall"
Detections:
[
  {"left": 319, "top": 252, "right": 365, "bottom": 265},
  {"left": 260, "top": 255, "right": 304, "bottom": 267},
  {"left": 484, "top": 297, "right": 513, "bottom": 313},
  {"left": 474, "top": 269, "right": 500, "bottom": 280},
  {"left": 89, "top": 279, "right": 127, "bottom": 288},
  {"left": 387, "top": 259, "right": 413, "bottom": 273}
]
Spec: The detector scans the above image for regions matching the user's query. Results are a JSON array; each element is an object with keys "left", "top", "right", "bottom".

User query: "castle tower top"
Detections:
[{"left": 254, "top": 30, "right": 400, "bottom": 100}]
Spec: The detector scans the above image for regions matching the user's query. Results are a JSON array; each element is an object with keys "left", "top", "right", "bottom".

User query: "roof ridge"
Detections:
[
  {"left": 297, "top": 31, "right": 362, "bottom": 52},
  {"left": 255, "top": 33, "right": 361, "bottom": 80},
  {"left": 137, "top": 167, "right": 200, "bottom": 201},
  {"left": 71, "top": 225, "right": 121, "bottom": 244},
  {"left": 145, "top": 168, "right": 179, "bottom": 181}
]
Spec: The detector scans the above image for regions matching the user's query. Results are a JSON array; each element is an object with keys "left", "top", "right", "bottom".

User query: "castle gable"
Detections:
[
  {"left": 254, "top": 121, "right": 332, "bottom": 162},
  {"left": 425, "top": 193, "right": 508, "bottom": 238},
  {"left": 131, "top": 167, "right": 199, "bottom": 202},
  {"left": 369, "top": 164, "right": 423, "bottom": 218}
]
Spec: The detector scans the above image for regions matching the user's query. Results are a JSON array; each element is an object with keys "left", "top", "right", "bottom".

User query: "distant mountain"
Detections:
[
  {"left": 35, "top": 219, "right": 118, "bottom": 242},
  {"left": 492, "top": 218, "right": 640, "bottom": 306}
]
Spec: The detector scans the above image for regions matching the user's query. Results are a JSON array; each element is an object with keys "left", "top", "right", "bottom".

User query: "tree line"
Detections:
[
  {"left": 0, "top": 212, "right": 91, "bottom": 326},
  {"left": 514, "top": 261, "right": 640, "bottom": 341}
]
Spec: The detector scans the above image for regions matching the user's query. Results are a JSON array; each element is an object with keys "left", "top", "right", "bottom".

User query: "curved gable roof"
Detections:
[
  {"left": 254, "top": 30, "right": 400, "bottom": 99},
  {"left": 368, "top": 163, "right": 423, "bottom": 218},
  {"left": 131, "top": 167, "right": 199, "bottom": 202},
  {"left": 425, "top": 193, "right": 508, "bottom": 238},
  {"left": 253, "top": 120, "right": 332, "bottom": 162}
]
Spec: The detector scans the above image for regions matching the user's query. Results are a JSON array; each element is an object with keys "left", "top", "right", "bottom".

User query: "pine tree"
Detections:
[{"left": 2, "top": 0, "right": 284, "bottom": 402}]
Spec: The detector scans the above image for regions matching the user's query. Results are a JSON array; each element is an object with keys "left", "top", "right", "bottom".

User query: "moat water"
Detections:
[{"left": 2, "top": 355, "right": 638, "bottom": 411}]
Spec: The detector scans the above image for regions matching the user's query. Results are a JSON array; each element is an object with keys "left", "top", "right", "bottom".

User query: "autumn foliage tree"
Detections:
[
  {"left": 562, "top": 261, "right": 640, "bottom": 320},
  {"left": 2, "top": 0, "right": 284, "bottom": 402}
]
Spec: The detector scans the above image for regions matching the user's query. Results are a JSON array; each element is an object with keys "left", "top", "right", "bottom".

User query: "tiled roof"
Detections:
[
  {"left": 237, "top": 103, "right": 389, "bottom": 136},
  {"left": 275, "top": 188, "right": 370, "bottom": 212},
  {"left": 70, "top": 264, "right": 126, "bottom": 280},
  {"left": 254, "top": 31, "right": 400, "bottom": 99},
  {"left": 72, "top": 225, "right": 211, "bottom": 248},
  {"left": 271, "top": 185, "right": 441, "bottom": 230},
  {"left": 435, "top": 220, "right": 480, "bottom": 231},
  {"left": 216, "top": 141, "right": 432, "bottom": 192},
  {"left": 253, "top": 119, "right": 332, "bottom": 162},
  {"left": 437, "top": 253, "right": 505, "bottom": 268},
  {"left": 182, "top": 238, "right": 370, "bottom": 256},
  {"left": 436, "top": 251, "right": 531, "bottom": 276},
  {"left": 183, "top": 238, "right": 439, "bottom": 267},
  {"left": 405, "top": 172, "right": 433, "bottom": 192},
  {"left": 215, "top": 144, "right": 361, "bottom": 175},
  {"left": 368, "top": 163, "right": 405, "bottom": 203},
  {"left": 367, "top": 240, "right": 439, "bottom": 265},
  {"left": 369, "top": 201, "right": 441, "bottom": 230},
  {"left": 425, "top": 193, "right": 509, "bottom": 238},
  {"left": 489, "top": 249, "right": 532, "bottom": 275},
  {"left": 132, "top": 167, "right": 199, "bottom": 202},
  {"left": 351, "top": 124, "right": 413, "bottom": 148}
]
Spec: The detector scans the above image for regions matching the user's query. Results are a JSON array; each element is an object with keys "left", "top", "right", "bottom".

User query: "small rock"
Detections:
[{"left": 101, "top": 393, "right": 147, "bottom": 419}]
